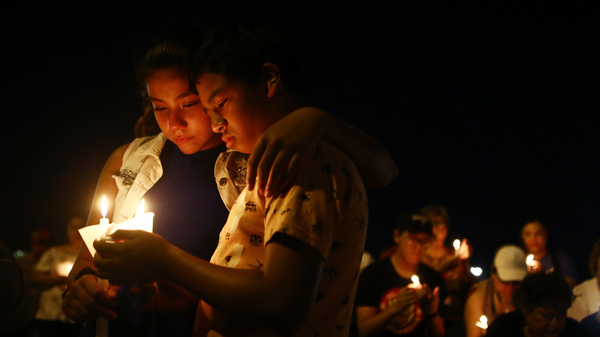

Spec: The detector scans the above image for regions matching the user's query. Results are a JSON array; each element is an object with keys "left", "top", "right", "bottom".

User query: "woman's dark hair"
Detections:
[
  {"left": 133, "top": 28, "right": 205, "bottom": 91},
  {"left": 513, "top": 272, "right": 573, "bottom": 313},
  {"left": 190, "top": 22, "right": 305, "bottom": 96},
  {"left": 130, "top": 28, "right": 205, "bottom": 137}
]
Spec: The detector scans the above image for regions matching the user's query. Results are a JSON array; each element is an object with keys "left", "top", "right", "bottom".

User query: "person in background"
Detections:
[
  {"left": 15, "top": 229, "right": 53, "bottom": 313},
  {"left": 486, "top": 272, "right": 591, "bottom": 337},
  {"left": 1, "top": 237, "right": 36, "bottom": 336},
  {"left": 354, "top": 213, "right": 446, "bottom": 337},
  {"left": 567, "top": 238, "right": 600, "bottom": 321},
  {"left": 463, "top": 245, "right": 528, "bottom": 337},
  {"left": 520, "top": 215, "right": 578, "bottom": 288},
  {"left": 419, "top": 204, "right": 475, "bottom": 328},
  {"left": 63, "top": 26, "right": 397, "bottom": 337},
  {"left": 33, "top": 216, "right": 85, "bottom": 336}
]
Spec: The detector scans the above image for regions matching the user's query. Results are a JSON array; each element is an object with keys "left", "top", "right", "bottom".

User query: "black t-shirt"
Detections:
[
  {"left": 486, "top": 310, "right": 592, "bottom": 337},
  {"left": 354, "top": 258, "right": 447, "bottom": 336}
]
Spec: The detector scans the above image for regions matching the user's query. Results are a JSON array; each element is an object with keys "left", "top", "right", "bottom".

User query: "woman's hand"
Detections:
[{"left": 61, "top": 274, "right": 117, "bottom": 323}]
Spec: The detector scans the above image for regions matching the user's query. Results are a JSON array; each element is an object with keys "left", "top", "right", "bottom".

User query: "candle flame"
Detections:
[
  {"left": 453, "top": 239, "right": 461, "bottom": 250},
  {"left": 101, "top": 195, "right": 108, "bottom": 218},
  {"left": 475, "top": 315, "right": 488, "bottom": 329},
  {"left": 526, "top": 254, "right": 534, "bottom": 265},
  {"left": 411, "top": 275, "right": 420, "bottom": 286},
  {"left": 136, "top": 199, "right": 145, "bottom": 217}
]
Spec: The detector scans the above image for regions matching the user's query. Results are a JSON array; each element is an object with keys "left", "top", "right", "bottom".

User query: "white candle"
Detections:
[
  {"left": 100, "top": 195, "right": 109, "bottom": 225},
  {"left": 475, "top": 315, "right": 488, "bottom": 329},
  {"left": 97, "top": 195, "right": 110, "bottom": 337}
]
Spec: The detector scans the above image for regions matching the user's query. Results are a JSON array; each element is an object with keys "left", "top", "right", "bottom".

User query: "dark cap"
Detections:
[{"left": 395, "top": 213, "right": 433, "bottom": 236}]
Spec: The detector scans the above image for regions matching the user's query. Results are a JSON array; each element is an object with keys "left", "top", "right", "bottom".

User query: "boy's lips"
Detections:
[
  {"left": 222, "top": 135, "right": 234, "bottom": 148},
  {"left": 174, "top": 136, "right": 193, "bottom": 143}
]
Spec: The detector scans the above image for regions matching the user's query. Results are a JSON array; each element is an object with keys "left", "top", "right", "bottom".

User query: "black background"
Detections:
[{"left": 1, "top": 2, "right": 598, "bottom": 280}]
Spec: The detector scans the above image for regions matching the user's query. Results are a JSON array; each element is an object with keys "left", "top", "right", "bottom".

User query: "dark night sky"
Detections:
[{"left": 1, "top": 3, "right": 599, "bottom": 280}]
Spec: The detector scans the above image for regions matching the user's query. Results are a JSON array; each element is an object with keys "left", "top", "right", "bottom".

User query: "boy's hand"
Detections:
[{"left": 93, "top": 230, "right": 169, "bottom": 285}]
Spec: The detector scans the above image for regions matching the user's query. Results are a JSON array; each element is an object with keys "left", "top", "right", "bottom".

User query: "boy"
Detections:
[{"left": 354, "top": 213, "right": 446, "bottom": 337}]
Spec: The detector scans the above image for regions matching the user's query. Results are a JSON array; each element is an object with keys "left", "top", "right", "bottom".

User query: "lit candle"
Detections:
[
  {"left": 526, "top": 254, "right": 535, "bottom": 272},
  {"left": 453, "top": 239, "right": 461, "bottom": 256},
  {"left": 100, "top": 195, "right": 109, "bottom": 225},
  {"left": 475, "top": 315, "right": 488, "bottom": 329},
  {"left": 97, "top": 195, "right": 110, "bottom": 337},
  {"left": 408, "top": 275, "right": 422, "bottom": 289}
]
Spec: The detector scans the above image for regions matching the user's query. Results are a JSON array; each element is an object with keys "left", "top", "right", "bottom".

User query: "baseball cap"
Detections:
[
  {"left": 396, "top": 213, "right": 433, "bottom": 236},
  {"left": 493, "top": 245, "right": 528, "bottom": 282}
]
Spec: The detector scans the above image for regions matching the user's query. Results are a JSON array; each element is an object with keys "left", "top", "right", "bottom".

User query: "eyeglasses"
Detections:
[{"left": 406, "top": 237, "right": 432, "bottom": 248}]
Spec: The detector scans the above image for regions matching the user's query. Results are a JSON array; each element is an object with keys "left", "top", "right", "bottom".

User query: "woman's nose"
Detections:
[{"left": 169, "top": 108, "right": 187, "bottom": 130}]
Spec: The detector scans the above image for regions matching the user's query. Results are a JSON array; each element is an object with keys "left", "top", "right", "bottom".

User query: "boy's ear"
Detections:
[{"left": 263, "top": 62, "right": 281, "bottom": 98}]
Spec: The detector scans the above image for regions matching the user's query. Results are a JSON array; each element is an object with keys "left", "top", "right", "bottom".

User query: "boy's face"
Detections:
[
  {"left": 394, "top": 229, "right": 432, "bottom": 266},
  {"left": 196, "top": 73, "right": 277, "bottom": 154}
]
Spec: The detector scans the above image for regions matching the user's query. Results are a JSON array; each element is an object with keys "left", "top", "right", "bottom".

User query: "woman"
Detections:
[
  {"left": 463, "top": 245, "right": 528, "bottom": 337},
  {"left": 520, "top": 215, "right": 578, "bottom": 288},
  {"left": 61, "top": 29, "right": 398, "bottom": 336},
  {"left": 33, "top": 216, "right": 85, "bottom": 337},
  {"left": 420, "top": 205, "right": 474, "bottom": 326}
]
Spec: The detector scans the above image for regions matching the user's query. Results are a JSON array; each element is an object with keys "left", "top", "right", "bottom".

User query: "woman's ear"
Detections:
[{"left": 263, "top": 62, "right": 281, "bottom": 98}]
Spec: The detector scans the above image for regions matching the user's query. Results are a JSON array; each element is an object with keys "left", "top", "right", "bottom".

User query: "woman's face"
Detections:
[
  {"left": 524, "top": 302, "right": 567, "bottom": 337},
  {"left": 430, "top": 215, "right": 448, "bottom": 240},
  {"left": 521, "top": 221, "right": 548, "bottom": 255},
  {"left": 146, "top": 68, "right": 222, "bottom": 154}
]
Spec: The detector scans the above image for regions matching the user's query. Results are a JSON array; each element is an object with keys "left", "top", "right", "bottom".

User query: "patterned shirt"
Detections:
[{"left": 194, "top": 141, "right": 368, "bottom": 336}]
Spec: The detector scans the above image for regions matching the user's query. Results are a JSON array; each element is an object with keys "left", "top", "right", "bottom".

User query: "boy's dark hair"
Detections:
[
  {"left": 513, "top": 272, "right": 573, "bottom": 313},
  {"left": 190, "top": 22, "right": 305, "bottom": 96}
]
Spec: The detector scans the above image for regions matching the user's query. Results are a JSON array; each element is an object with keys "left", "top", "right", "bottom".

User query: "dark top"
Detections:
[
  {"left": 486, "top": 310, "right": 592, "bottom": 337},
  {"left": 81, "top": 141, "right": 229, "bottom": 337},
  {"left": 354, "top": 258, "right": 447, "bottom": 336}
]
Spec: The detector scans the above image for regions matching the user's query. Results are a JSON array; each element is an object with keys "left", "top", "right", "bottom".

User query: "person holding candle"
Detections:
[
  {"left": 520, "top": 215, "right": 578, "bottom": 288},
  {"left": 91, "top": 22, "right": 396, "bottom": 337},
  {"left": 63, "top": 25, "right": 398, "bottom": 337},
  {"left": 567, "top": 238, "right": 600, "bottom": 322},
  {"left": 33, "top": 216, "right": 84, "bottom": 337},
  {"left": 462, "top": 244, "right": 528, "bottom": 337},
  {"left": 419, "top": 204, "right": 475, "bottom": 328},
  {"left": 485, "top": 272, "right": 591, "bottom": 337},
  {"left": 354, "top": 212, "right": 446, "bottom": 337}
]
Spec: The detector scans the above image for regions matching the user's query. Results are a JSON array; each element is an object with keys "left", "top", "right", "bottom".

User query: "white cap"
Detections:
[{"left": 493, "top": 245, "right": 528, "bottom": 282}]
